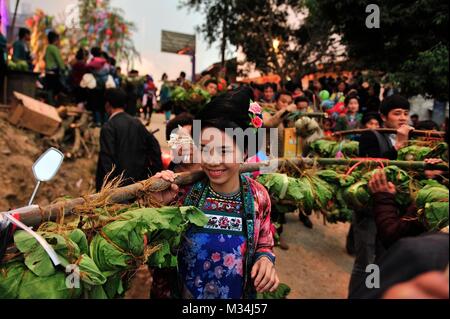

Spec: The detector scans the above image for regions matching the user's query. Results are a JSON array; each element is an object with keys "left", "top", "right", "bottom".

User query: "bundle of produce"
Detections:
[
  {"left": 425, "top": 142, "right": 449, "bottom": 162},
  {"left": 316, "top": 170, "right": 357, "bottom": 188},
  {"left": 343, "top": 166, "right": 414, "bottom": 210},
  {"left": 316, "top": 170, "right": 357, "bottom": 223},
  {"left": 326, "top": 188, "right": 354, "bottom": 223},
  {"left": 257, "top": 173, "right": 304, "bottom": 203},
  {"left": 416, "top": 181, "right": 449, "bottom": 231},
  {"left": 0, "top": 224, "right": 106, "bottom": 299},
  {"left": 297, "top": 175, "right": 335, "bottom": 214},
  {"left": 0, "top": 206, "right": 208, "bottom": 299},
  {"left": 7, "top": 60, "right": 29, "bottom": 72},
  {"left": 88, "top": 206, "right": 207, "bottom": 298},
  {"left": 342, "top": 180, "right": 371, "bottom": 211},
  {"left": 171, "top": 85, "right": 211, "bottom": 115},
  {"left": 257, "top": 173, "right": 334, "bottom": 215},
  {"left": 397, "top": 145, "right": 432, "bottom": 161},
  {"left": 309, "top": 140, "right": 359, "bottom": 158}
]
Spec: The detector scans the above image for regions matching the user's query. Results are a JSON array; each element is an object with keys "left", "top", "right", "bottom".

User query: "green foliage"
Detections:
[
  {"left": 76, "top": 0, "right": 139, "bottom": 64},
  {"left": 397, "top": 145, "right": 433, "bottom": 161},
  {"left": 305, "top": 0, "right": 448, "bottom": 99},
  {"left": 1, "top": 206, "right": 208, "bottom": 299},
  {"left": 181, "top": 0, "right": 339, "bottom": 80},
  {"left": 171, "top": 84, "right": 211, "bottom": 115},
  {"left": 416, "top": 183, "right": 449, "bottom": 231},
  {"left": 0, "top": 227, "right": 105, "bottom": 299},
  {"left": 388, "top": 44, "right": 449, "bottom": 100},
  {"left": 256, "top": 283, "right": 291, "bottom": 299},
  {"left": 310, "top": 140, "right": 359, "bottom": 158}
]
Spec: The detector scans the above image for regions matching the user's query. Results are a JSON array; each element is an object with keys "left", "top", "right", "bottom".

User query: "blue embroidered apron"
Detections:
[{"left": 179, "top": 175, "right": 256, "bottom": 299}]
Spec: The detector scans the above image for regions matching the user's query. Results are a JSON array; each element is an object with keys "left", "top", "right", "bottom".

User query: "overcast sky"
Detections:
[{"left": 17, "top": 0, "right": 227, "bottom": 82}]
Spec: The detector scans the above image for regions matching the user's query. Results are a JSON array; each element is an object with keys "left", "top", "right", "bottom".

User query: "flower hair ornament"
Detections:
[
  {"left": 167, "top": 125, "right": 194, "bottom": 162},
  {"left": 248, "top": 100, "right": 263, "bottom": 132}
]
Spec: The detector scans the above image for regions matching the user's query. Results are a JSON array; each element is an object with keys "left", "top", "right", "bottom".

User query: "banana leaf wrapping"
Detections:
[
  {"left": 1, "top": 206, "right": 208, "bottom": 299},
  {"left": 416, "top": 183, "right": 449, "bottom": 231}
]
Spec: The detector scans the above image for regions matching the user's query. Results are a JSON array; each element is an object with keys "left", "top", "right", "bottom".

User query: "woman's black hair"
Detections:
[
  {"left": 276, "top": 90, "right": 292, "bottom": 101},
  {"left": 91, "top": 47, "right": 102, "bottom": 57},
  {"left": 344, "top": 94, "right": 359, "bottom": 107},
  {"left": 196, "top": 86, "right": 262, "bottom": 156},
  {"left": 47, "top": 31, "right": 59, "bottom": 44},
  {"left": 295, "top": 96, "right": 310, "bottom": 104},
  {"left": 362, "top": 112, "right": 382, "bottom": 126},
  {"left": 166, "top": 112, "right": 195, "bottom": 141},
  {"left": 75, "top": 48, "right": 85, "bottom": 61},
  {"left": 19, "top": 28, "right": 30, "bottom": 39}
]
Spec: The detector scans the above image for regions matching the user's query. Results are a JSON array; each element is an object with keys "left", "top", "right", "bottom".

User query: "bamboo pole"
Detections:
[
  {"left": 287, "top": 112, "right": 328, "bottom": 120},
  {"left": 4, "top": 157, "right": 448, "bottom": 228},
  {"left": 7, "top": 0, "right": 20, "bottom": 43},
  {"left": 333, "top": 128, "right": 446, "bottom": 138}
]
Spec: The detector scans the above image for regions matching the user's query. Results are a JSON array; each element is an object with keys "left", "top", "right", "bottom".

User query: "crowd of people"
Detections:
[
  {"left": 1, "top": 23, "right": 448, "bottom": 300},
  {"left": 94, "top": 77, "right": 448, "bottom": 299}
]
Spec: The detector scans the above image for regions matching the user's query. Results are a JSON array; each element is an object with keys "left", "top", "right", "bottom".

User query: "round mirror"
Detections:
[{"left": 32, "top": 148, "right": 64, "bottom": 182}]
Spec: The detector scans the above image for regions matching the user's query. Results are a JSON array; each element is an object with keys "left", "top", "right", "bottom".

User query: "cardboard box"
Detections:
[
  {"left": 8, "top": 92, "right": 62, "bottom": 136},
  {"left": 283, "top": 128, "right": 297, "bottom": 158},
  {"left": 283, "top": 128, "right": 303, "bottom": 158}
]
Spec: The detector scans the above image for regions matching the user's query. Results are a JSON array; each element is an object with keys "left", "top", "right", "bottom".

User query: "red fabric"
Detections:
[
  {"left": 10, "top": 213, "right": 20, "bottom": 232},
  {"left": 71, "top": 61, "right": 88, "bottom": 86},
  {"left": 87, "top": 57, "right": 107, "bottom": 71},
  {"left": 326, "top": 102, "right": 347, "bottom": 116}
]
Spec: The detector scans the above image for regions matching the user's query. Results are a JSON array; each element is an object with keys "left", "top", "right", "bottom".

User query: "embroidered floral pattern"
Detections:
[
  {"left": 179, "top": 175, "right": 275, "bottom": 299},
  {"left": 205, "top": 214, "right": 243, "bottom": 232}
]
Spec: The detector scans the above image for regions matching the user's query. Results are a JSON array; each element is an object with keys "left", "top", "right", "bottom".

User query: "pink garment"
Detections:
[{"left": 87, "top": 57, "right": 107, "bottom": 71}]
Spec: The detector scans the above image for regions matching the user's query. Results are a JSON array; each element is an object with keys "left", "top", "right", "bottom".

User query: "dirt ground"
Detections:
[
  {"left": 0, "top": 111, "right": 354, "bottom": 299},
  {"left": 276, "top": 213, "right": 353, "bottom": 299},
  {"left": 0, "top": 112, "right": 98, "bottom": 210}
]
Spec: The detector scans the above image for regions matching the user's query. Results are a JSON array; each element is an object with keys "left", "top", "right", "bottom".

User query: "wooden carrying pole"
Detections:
[
  {"left": 5, "top": 157, "right": 448, "bottom": 228},
  {"left": 333, "top": 128, "right": 446, "bottom": 139}
]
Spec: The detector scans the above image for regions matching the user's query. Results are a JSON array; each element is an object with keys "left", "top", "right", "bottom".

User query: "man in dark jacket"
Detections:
[
  {"left": 359, "top": 94, "right": 413, "bottom": 160},
  {"left": 349, "top": 94, "right": 414, "bottom": 295},
  {"left": 96, "top": 88, "right": 163, "bottom": 192}
]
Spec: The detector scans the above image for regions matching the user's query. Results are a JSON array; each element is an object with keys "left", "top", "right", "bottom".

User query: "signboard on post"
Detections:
[
  {"left": 161, "top": 30, "right": 196, "bottom": 82},
  {"left": 161, "top": 30, "right": 196, "bottom": 55}
]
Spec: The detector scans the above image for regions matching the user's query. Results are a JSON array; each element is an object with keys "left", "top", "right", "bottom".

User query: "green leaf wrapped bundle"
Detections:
[
  {"left": 0, "top": 226, "right": 105, "bottom": 299},
  {"left": 397, "top": 145, "right": 432, "bottom": 161},
  {"left": 89, "top": 206, "right": 208, "bottom": 298},
  {"left": 257, "top": 174, "right": 304, "bottom": 202},
  {"left": 425, "top": 142, "right": 449, "bottom": 162},
  {"left": 416, "top": 184, "right": 449, "bottom": 231},
  {"left": 310, "top": 140, "right": 359, "bottom": 158}
]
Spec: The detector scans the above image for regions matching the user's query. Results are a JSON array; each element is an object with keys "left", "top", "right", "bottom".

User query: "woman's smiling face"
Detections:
[{"left": 200, "top": 127, "right": 243, "bottom": 191}]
